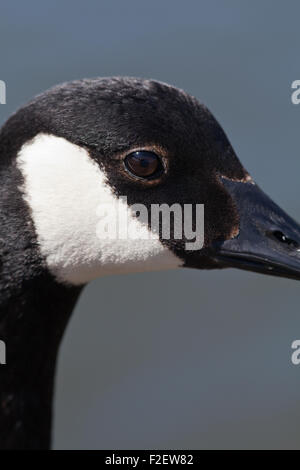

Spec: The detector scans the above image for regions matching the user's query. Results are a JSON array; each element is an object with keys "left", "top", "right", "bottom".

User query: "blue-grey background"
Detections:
[{"left": 1, "top": 0, "right": 300, "bottom": 449}]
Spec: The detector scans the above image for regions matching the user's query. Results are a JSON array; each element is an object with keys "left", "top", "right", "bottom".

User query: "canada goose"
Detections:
[{"left": 0, "top": 77, "right": 299, "bottom": 449}]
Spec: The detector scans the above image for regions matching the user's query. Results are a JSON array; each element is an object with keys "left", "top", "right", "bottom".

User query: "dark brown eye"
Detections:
[{"left": 124, "top": 151, "right": 163, "bottom": 179}]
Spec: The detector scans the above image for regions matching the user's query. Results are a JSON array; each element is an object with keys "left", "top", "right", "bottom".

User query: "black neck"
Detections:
[
  {"left": 0, "top": 161, "right": 82, "bottom": 449},
  {"left": 0, "top": 274, "right": 81, "bottom": 449}
]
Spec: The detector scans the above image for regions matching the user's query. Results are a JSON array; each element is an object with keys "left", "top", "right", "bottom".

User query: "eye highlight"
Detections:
[{"left": 124, "top": 150, "right": 163, "bottom": 179}]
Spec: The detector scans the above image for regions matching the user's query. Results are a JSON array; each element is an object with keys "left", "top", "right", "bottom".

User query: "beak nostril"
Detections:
[{"left": 271, "top": 230, "right": 299, "bottom": 249}]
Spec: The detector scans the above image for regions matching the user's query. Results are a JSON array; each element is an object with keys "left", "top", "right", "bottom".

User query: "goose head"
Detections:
[
  {"left": 0, "top": 77, "right": 300, "bottom": 450},
  {"left": 3, "top": 76, "right": 299, "bottom": 284}
]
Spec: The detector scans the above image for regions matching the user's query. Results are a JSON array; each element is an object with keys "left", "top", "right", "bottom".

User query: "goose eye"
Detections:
[{"left": 124, "top": 151, "right": 162, "bottom": 178}]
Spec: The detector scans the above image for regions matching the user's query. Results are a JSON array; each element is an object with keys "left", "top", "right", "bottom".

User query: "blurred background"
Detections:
[{"left": 1, "top": 0, "right": 300, "bottom": 450}]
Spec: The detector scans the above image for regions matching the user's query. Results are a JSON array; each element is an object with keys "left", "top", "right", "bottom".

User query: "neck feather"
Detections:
[
  {"left": 0, "top": 137, "right": 83, "bottom": 449},
  {"left": 0, "top": 272, "right": 81, "bottom": 449}
]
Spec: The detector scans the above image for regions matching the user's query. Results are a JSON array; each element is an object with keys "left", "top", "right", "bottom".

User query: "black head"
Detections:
[{"left": 1, "top": 77, "right": 300, "bottom": 282}]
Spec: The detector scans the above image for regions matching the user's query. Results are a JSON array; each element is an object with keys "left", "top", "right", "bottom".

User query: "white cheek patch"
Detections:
[{"left": 17, "top": 134, "right": 181, "bottom": 285}]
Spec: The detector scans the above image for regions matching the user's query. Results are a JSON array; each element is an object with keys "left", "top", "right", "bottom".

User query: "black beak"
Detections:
[{"left": 214, "top": 178, "right": 300, "bottom": 281}]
